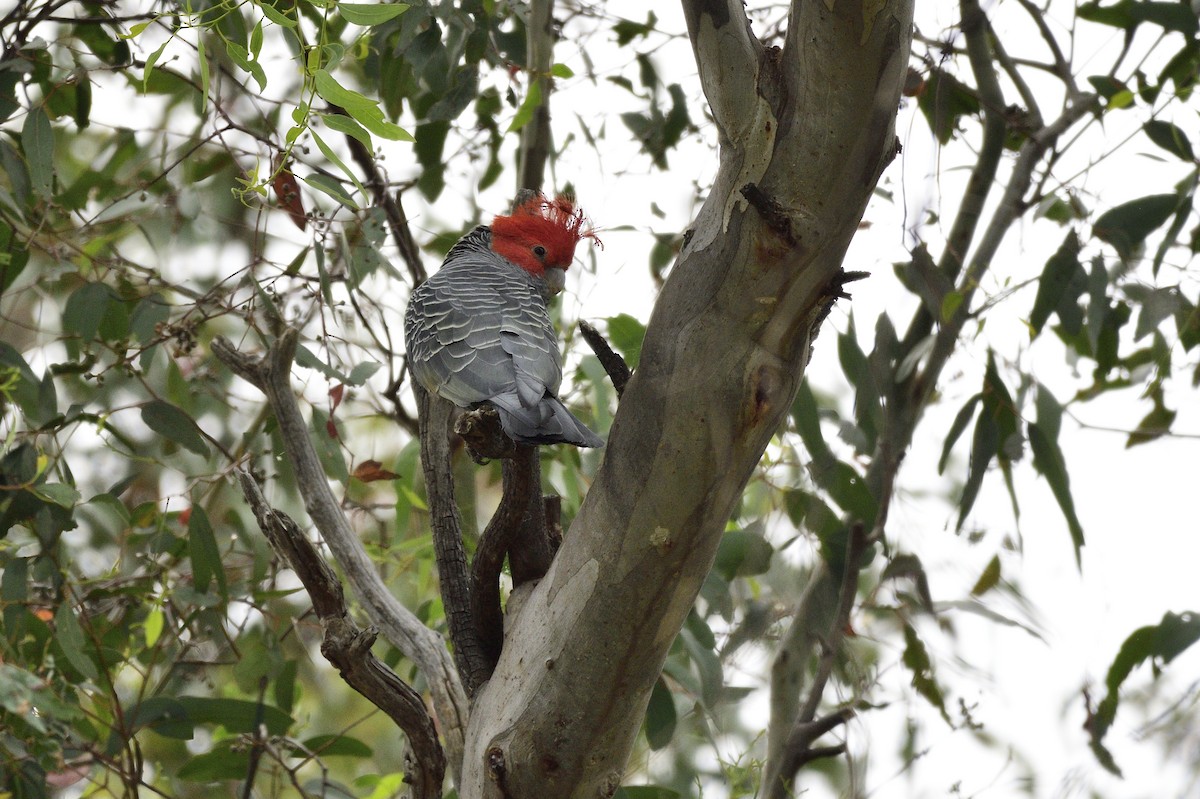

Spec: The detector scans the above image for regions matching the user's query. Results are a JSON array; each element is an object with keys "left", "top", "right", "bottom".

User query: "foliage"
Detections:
[{"left": 0, "top": 0, "right": 1198, "bottom": 796}]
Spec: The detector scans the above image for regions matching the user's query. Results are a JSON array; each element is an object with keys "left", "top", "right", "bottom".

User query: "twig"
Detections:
[
  {"left": 236, "top": 471, "right": 445, "bottom": 798},
  {"left": 578, "top": 320, "right": 632, "bottom": 397}
]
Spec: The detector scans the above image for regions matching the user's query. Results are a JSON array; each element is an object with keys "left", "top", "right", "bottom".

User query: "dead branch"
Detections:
[{"left": 235, "top": 470, "right": 445, "bottom": 798}]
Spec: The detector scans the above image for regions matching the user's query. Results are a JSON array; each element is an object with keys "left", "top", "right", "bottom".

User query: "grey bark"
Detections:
[{"left": 458, "top": 1, "right": 914, "bottom": 795}]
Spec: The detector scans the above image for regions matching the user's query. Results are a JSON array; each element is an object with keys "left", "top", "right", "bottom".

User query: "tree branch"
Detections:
[
  {"left": 235, "top": 470, "right": 445, "bottom": 799},
  {"left": 415, "top": 384, "right": 492, "bottom": 696},
  {"left": 211, "top": 332, "right": 468, "bottom": 783},
  {"left": 682, "top": 0, "right": 765, "bottom": 145},
  {"left": 461, "top": 0, "right": 914, "bottom": 791},
  {"left": 470, "top": 445, "right": 540, "bottom": 669},
  {"left": 517, "top": 0, "right": 555, "bottom": 193},
  {"left": 579, "top": 320, "right": 631, "bottom": 397}
]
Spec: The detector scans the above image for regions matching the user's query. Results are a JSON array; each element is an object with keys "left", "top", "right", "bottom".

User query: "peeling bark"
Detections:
[{"left": 458, "top": 1, "right": 914, "bottom": 795}]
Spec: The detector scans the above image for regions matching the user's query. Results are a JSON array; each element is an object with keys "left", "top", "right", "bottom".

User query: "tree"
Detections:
[{"left": 2, "top": 0, "right": 1198, "bottom": 797}]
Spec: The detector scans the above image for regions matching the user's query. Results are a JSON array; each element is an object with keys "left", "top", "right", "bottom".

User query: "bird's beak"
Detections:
[{"left": 544, "top": 267, "right": 566, "bottom": 295}]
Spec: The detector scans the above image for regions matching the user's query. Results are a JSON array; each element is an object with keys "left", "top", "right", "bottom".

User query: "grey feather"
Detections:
[{"left": 404, "top": 226, "right": 604, "bottom": 448}]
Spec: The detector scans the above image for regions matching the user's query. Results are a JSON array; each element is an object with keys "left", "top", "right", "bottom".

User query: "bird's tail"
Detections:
[{"left": 488, "top": 392, "right": 604, "bottom": 448}]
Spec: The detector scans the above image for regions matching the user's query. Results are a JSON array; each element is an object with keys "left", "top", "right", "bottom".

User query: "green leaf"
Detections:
[
  {"left": 881, "top": 552, "right": 935, "bottom": 612},
  {"left": 313, "top": 70, "right": 412, "bottom": 141},
  {"left": 62, "top": 282, "right": 111, "bottom": 342},
  {"left": 1143, "top": 120, "right": 1195, "bottom": 161},
  {"left": 414, "top": 121, "right": 449, "bottom": 200},
  {"left": 550, "top": 63, "right": 574, "bottom": 79},
  {"left": 902, "top": 623, "right": 950, "bottom": 722},
  {"left": 301, "top": 173, "right": 360, "bottom": 210},
  {"left": 30, "top": 482, "right": 78, "bottom": 508},
  {"left": 680, "top": 616, "right": 722, "bottom": 708},
  {"left": 197, "top": 35, "right": 209, "bottom": 113},
  {"left": 120, "top": 697, "right": 192, "bottom": 744},
  {"left": 713, "top": 528, "right": 774, "bottom": 580},
  {"left": 604, "top": 313, "right": 646, "bottom": 369},
  {"left": 141, "top": 399, "right": 211, "bottom": 456},
  {"left": 187, "top": 505, "right": 226, "bottom": 598},
  {"left": 1089, "top": 612, "right": 1200, "bottom": 776},
  {"left": 321, "top": 112, "right": 373, "bottom": 148},
  {"left": 310, "top": 130, "right": 367, "bottom": 198},
  {"left": 1078, "top": 0, "right": 1199, "bottom": 35},
  {"left": 142, "top": 40, "right": 169, "bottom": 93},
  {"left": 298, "top": 734, "right": 373, "bottom": 758},
  {"left": 55, "top": 600, "right": 98, "bottom": 679},
  {"left": 1126, "top": 392, "right": 1175, "bottom": 447},
  {"left": 21, "top": 105, "right": 54, "bottom": 200},
  {"left": 918, "top": 68, "right": 980, "bottom": 144},
  {"left": 970, "top": 555, "right": 1002, "bottom": 596},
  {"left": 938, "top": 394, "right": 981, "bottom": 474},
  {"left": 790, "top": 379, "right": 832, "bottom": 463},
  {"left": 1028, "top": 422, "right": 1085, "bottom": 564},
  {"left": 258, "top": 0, "right": 297, "bottom": 27},
  {"left": 295, "top": 344, "right": 352, "bottom": 384},
  {"left": 1030, "top": 230, "right": 1082, "bottom": 336},
  {"left": 338, "top": 3, "right": 409, "bottom": 25},
  {"left": 957, "top": 391, "right": 999, "bottom": 528},
  {"left": 311, "top": 408, "right": 349, "bottom": 484},
  {"left": 314, "top": 69, "right": 376, "bottom": 112},
  {"left": 178, "top": 741, "right": 250, "bottom": 781},
  {"left": 1093, "top": 194, "right": 1179, "bottom": 260},
  {"left": 176, "top": 696, "right": 293, "bottom": 735},
  {"left": 644, "top": 677, "right": 676, "bottom": 750},
  {"left": 508, "top": 80, "right": 542, "bottom": 132}
]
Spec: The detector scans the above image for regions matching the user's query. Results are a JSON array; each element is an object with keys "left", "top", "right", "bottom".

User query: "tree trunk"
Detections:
[{"left": 460, "top": 1, "right": 914, "bottom": 794}]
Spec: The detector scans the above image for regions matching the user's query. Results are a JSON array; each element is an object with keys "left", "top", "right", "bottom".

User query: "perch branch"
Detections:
[
  {"left": 470, "top": 445, "right": 539, "bottom": 669},
  {"left": 235, "top": 470, "right": 445, "bottom": 798},
  {"left": 415, "top": 384, "right": 492, "bottom": 696},
  {"left": 455, "top": 405, "right": 518, "bottom": 462},
  {"left": 504, "top": 446, "right": 554, "bottom": 587},
  {"left": 211, "top": 332, "right": 468, "bottom": 781}
]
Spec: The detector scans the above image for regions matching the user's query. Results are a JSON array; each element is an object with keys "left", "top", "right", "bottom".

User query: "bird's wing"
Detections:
[{"left": 405, "top": 247, "right": 561, "bottom": 410}]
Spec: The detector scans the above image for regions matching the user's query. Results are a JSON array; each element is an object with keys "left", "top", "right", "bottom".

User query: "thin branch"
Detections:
[
  {"left": 236, "top": 470, "right": 445, "bottom": 799},
  {"left": 517, "top": 0, "right": 556, "bottom": 193},
  {"left": 578, "top": 320, "right": 631, "bottom": 397},
  {"left": 989, "top": 22, "right": 1042, "bottom": 129},
  {"left": 211, "top": 332, "right": 468, "bottom": 781},
  {"left": 1013, "top": 0, "right": 1075, "bottom": 91},
  {"left": 765, "top": 523, "right": 869, "bottom": 799}
]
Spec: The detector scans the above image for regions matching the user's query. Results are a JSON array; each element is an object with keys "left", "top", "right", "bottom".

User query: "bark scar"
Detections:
[{"left": 741, "top": 183, "right": 797, "bottom": 246}]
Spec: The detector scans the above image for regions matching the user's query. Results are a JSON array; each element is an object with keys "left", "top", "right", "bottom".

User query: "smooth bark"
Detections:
[{"left": 460, "top": 1, "right": 914, "bottom": 794}]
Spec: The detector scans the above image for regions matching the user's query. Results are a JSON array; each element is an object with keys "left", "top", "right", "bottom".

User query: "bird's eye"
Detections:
[{"left": 532, "top": 245, "right": 547, "bottom": 259}]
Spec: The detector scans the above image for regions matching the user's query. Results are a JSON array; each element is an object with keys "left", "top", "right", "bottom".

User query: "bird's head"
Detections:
[{"left": 490, "top": 193, "right": 600, "bottom": 294}]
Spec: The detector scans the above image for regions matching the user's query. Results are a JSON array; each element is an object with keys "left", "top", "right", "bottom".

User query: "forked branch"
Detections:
[
  {"left": 235, "top": 471, "right": 445, "bottom": 798},
  {"left": 212, "top": 332, "right": 469, "bottom": 780}
]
